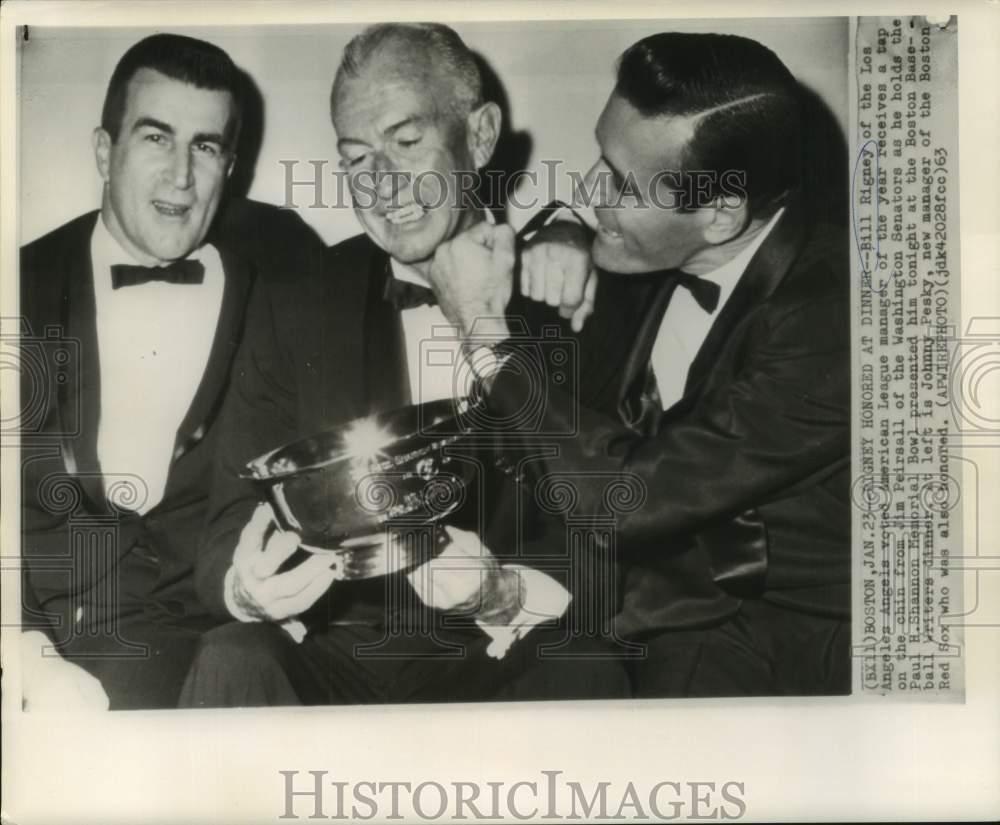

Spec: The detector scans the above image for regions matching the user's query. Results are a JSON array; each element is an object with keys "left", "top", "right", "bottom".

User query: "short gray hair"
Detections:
[{"left": 331, "top": 23, "right": 483, "bottom": 121}]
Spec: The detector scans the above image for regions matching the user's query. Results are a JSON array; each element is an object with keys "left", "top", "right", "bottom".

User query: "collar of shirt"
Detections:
[
  {"left": 649, "top": 206, "right": 785, "bottom": 410},
  {"left": 90, "top": 215, "right": 223, "bottom": 300},
  {"left": 90, "top": 212, "right": 220, "bottom": 289},
  {"left": 89, "top": 213, "right": 225, "bottom": 515},
  {"left": 388, "top": 210, "right": 495, "bottom": 405},
  {"left": 693, "top": 205, "right": 786, "bottom": 309}
]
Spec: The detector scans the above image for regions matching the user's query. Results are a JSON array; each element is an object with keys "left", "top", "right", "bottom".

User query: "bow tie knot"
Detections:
[
  {"left": 111, "top": 259, "right": 205, "bottom": 290},
  {"left": 383, "top": 277, "right": 438, "bottom": 310},
  {"left": 673, "top": 270, "right": 721, "bottom": 314}
]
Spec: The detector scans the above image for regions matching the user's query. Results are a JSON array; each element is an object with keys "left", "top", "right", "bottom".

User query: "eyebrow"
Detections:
[
  {"left": 132, "top": 117, "right": 174, "bottom": 135},
  {"left": 336, "top": 116, "right": 426, "bottom": 150},
  {"left": 132, "top": 117, "right": 227, "bottom": 148},
  {"left": 191, "top": 131, "right": 227, "bottom": 146}
]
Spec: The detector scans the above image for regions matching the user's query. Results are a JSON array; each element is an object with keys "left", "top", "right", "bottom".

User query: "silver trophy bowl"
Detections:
[{"left": 241, "top": 398, "right": 478, "bottom": 579}]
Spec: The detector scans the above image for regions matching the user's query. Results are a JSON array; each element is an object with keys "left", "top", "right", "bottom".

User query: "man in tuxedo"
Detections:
[
  {"left": 428, "top": 32, "right": 851, "bottom": 696},
  {"left": 18, "top": 33, "right": 323, "bottom": 709},
  {"left": 181, "top": 23, "right": 629, "bottom": 706}
]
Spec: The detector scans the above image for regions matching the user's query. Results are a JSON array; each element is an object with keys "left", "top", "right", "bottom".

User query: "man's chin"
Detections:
[
  {"left": 387, "top": 244, "right": 435, "bottom": 267},
  {"left": 593, "top": 241, "right": 670, "bottom": 276},
  {"left": 592, "top": 244, "right": 638, "bottom": 275},
  {"left": 146, "top": 241, "right": 202, "bottom": 264},
  {"left": 381, "top": 231, "right": 445, "bottom": 269}
]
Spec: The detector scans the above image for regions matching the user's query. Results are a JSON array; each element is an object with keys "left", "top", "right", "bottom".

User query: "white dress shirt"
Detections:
[
  {"left": 650, "top": 207, "right": 785, "bottom": 408},
  {"left": 90, "top": 216, "right": 225, "bottom": 514},
  {"left": 390, "top": 259, "right": 467, "bottom": 405},
  {"left": 388, "top": 220, "right": 570, "bottom": 658}
]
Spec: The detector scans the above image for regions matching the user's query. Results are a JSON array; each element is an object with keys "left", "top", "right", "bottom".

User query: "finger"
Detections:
[
  {"left": 463, "top": 220, "right": 497, "bottom": 247},
  {"left": 519, "top": 247, "right": 538, "bottom": 300},
  {"left": 544, "top": 263, "right": 564, "bottom": 307},
  {"left": 559, "top": 259, "right": 588, "bottom": 312},
  {"left": 233, "top": 503, "right": 276, "bottom": 567},
  {"left": 491, "top": 224, "right": 516, "bottom": 261},
  {"left": 251, "top": 527, "right": 302, "bottom": 579},
  {"left": 442, "top": 525, "right": 493, "bottom": 560},
  {"left": 528, "top": 251, "right": 548, "bottom": 303},
  {"left": 266, "top": 566, "right": 339, "bottom": 621},
  {"left": 571, "top": 270, "right": 598, "bottom": 333},
  {"left": 257, "top": 553, "right": 336, "bottom": 604}
]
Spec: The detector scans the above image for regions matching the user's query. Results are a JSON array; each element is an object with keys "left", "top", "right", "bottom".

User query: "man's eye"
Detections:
[
  {"left": 396, "top": 136, "right": 421, "bottom": 149},
  {"left": 144, "top": 133, "right": 167, "bottom": 145},
  {"left": 193, "top": 143, "right": 219, "bottom": 157},
  {"left": 342, "top": 153, "right": 368, "bottom": 168}
]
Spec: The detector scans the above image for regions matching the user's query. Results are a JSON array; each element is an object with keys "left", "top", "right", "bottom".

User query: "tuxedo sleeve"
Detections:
[
  {"left": 194, "top": 279, "right": 301, "bottom": 619},
  {"left": 485, "top": 290, "right": 849, "bottom": 550}
]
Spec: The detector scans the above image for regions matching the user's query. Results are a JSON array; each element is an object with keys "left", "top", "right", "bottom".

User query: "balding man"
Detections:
[{"left": 181, "top": 23, "right": 628, "bottom": 707}]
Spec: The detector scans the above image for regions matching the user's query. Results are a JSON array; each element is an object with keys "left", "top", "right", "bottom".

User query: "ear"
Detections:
[
  {"left": 93, "top": 128, "right": 112, "bottom": 182},
  {"left": 226, "top": 155, "right": 237, "bottom": 179},
  {"left": 466, "top": 101, "right": 501, "bottom": 170},
  {"left": 701, "top": 196, "right": 750, "bottom": 245}
]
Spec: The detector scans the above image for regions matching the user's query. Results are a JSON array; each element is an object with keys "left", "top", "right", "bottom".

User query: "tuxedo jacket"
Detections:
[
  {"left": 195, "top": 231, "right": 575, "bottom": 624},
  {"left": 19, "top": 202, "right": 321, "bottom": 642},
  {"left": 487, "top": 204, "right": 851, "bottom": 635}
]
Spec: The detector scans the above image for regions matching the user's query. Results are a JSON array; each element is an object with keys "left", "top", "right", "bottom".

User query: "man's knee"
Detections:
[{"left": 190, "top": 621, "right": 292, "bottom": 673}]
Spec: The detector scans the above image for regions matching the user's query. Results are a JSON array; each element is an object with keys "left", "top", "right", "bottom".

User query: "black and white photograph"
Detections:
[{"left": 1, "top": 2, "right": 997, "bottom": 823}]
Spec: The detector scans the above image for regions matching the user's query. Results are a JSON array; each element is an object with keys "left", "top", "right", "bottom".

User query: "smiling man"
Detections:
[
  {"left": 182, "top": 23, "right": 627, "bottom": 707},
  {"left": 19, "top": 34, "right": 263, "bottom": 710},
  {"left": 429, "top": 32, "right": 851, "bottom": 697}
]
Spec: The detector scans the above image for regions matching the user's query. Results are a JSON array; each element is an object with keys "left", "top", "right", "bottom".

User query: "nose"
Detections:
[
  {"left": 170, "top": 146, "right": 194, "bottom": 190},
  {"left": 371, "top": 151, "right": 407, "bottom": 204},
  {"left": 580, "top": 159, "right": 610, "bottom": 210}
]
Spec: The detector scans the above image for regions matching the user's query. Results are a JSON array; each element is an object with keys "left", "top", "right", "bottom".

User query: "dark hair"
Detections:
[
  {"left": 332, "top": 23, "right": 482, "bottom": 122},
  {"left": 615, "top": 32, "right": 802, "bottom": 218},
  {"left": 101, "top": 33, "right": 242, "bottom": 147}
]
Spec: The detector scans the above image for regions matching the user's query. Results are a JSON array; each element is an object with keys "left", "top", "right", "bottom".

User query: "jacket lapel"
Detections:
[
  {"left": 171, "top": 245, "right": 254, "bottom": 462},
  {"left": 362, "top": 251, "right": 411, "bottom": 413},
  {"left": 613, "top": 275, "right": 678, "bottom": 429},
  {"left": 57, "top": 212, "right": 105, "bottom": 510},
  {"left": 575, "top": 271, "right": 671, "bottom": 418},
  {"left": 680, "top": 205, "right": 806, "bottom": 404}
]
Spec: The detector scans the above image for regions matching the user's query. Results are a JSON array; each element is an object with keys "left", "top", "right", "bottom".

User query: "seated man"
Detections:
[
  {"left": 180, "top": 23, "right": 630, "bottom": 707},
  {"left": 19, "top": 33, "right": 324, "bottom": 710},
  {"left": 429, "top": 32, "right": 851, "bottom": 697}
]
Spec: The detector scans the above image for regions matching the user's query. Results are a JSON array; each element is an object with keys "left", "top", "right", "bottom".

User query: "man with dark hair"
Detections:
[
  {"left": 610, "top": 32, "right": 802, "bottom": 221},
  {"left": 429, "top": 31, "right": 851, "bottom": 697},
  {"left": 180, "top": 22, "right": 627, "bottom": 707},
  {"left": 19, "top": 33, "right": 323, "bottom": 709}
]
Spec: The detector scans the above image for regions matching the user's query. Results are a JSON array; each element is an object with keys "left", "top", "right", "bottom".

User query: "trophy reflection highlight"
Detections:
[{"left": 241, "top": 398, "right": 477, "bottom": 580}]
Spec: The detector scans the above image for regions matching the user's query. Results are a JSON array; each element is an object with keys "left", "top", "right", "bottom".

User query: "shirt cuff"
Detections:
[
  {"left": 476, "top": 565, "right": 572, "bottom": 660},
  {"left": 522, "top": 204, "right": 596, "bottom": 240},
  {"left": 223, "top": 566, "right": 260, "bottom": 623}
]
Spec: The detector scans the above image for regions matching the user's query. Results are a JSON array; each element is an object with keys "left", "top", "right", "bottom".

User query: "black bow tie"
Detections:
[
  {"left": 110, "top": 259, "right": 205, "bottom": 290},
  {"left": 383, "top": 276, "right": 438, "bottom": 310},
  {"left": 672, "top": 270, "right": 722, "bottom": 314}
]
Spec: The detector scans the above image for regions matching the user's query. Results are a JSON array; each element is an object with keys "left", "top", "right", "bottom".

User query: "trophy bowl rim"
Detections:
[{"left": 239, "top": 397, "right": 473, "bottom": 482}]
